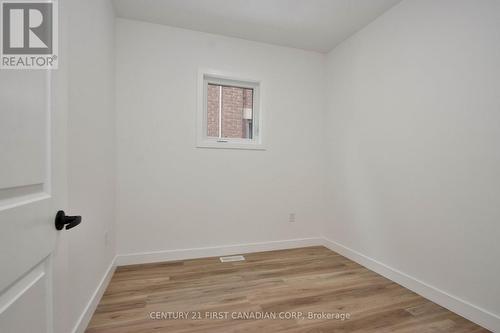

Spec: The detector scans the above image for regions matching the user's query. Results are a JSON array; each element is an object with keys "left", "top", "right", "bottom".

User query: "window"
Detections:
[{"left": 197, "top": 71, "right": 263, "bottom": 150}]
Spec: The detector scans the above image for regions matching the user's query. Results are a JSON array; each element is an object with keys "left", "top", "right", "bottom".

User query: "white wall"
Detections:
[
  {"left": 115, "top": 19, "right": 326, "bottom": 259},
  {"left": 324, "top": 0, "right": 500, "bottom": 330},
  {"left": 54, "top": 1, "right": 116, "bottom": 333}
]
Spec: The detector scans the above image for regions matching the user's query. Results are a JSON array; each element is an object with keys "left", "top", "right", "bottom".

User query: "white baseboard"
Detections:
[
  {"left": 322, "top": 238, "right": 500, "bottom": 332},
  {"left": 71, "top": 256, "right": 117, "bottom": 333},
  {"left": 116, "top": 237, "right": 323, "bottom": 266}
]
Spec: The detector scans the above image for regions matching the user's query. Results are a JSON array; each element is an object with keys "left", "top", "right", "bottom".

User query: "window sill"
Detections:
[{"left": 196, "top": 140, "right": 266, "bottom": 151}]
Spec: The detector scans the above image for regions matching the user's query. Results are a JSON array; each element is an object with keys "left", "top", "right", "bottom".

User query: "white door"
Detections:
[{"left": 0, "top": 68, "right": 64, "bottom": 331}]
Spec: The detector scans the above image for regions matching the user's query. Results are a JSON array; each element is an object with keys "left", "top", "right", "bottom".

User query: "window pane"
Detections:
[
  {"left": 206, "top": 83, "right": 254, "bottom": 139},
  {"left": 221, "top": 86, "right": 253, "bottom": 139},
  {"left": 207, "top": 84, "right": 220, "bottom": 137}
]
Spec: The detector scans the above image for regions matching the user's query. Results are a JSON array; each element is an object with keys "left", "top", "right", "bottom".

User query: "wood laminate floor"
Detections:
[{"left": 86, "top": 246, "right": 489, "bottom": 333}]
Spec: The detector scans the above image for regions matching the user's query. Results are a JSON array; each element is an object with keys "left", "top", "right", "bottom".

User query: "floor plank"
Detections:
[{"left": 85, "top": 246, "right": 489, "bottom": 333}]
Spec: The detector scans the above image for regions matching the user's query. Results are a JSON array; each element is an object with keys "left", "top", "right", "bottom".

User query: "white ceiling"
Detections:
[{"left": 112, "top": 0, "right": 402, "bottom": 53}]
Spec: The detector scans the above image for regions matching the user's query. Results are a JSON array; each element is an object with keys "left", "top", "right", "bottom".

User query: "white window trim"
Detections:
[{"left": 196, "top": 69, "right": 265, "bottom": 150}]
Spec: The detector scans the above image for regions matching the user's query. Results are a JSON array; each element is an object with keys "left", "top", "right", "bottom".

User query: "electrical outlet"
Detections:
[
  {"left": 104, "top": 231, "right": 109, "bottom": 246},
  {"left": 289, "top": 213, "right": 296, "bottom": 223}
]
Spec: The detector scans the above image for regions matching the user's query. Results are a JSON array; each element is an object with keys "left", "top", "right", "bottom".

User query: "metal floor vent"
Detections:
[{"left": 219, "top": 255, "right": 245, "bottom": 263}]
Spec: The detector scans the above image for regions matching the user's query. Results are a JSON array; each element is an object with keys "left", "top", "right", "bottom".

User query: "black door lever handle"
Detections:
[{"left": 55, "top": 210, "right": 82, "bottom": 230}]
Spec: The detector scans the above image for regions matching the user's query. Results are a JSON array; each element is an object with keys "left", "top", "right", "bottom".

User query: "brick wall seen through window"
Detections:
[{"left": 207, "top": 84, "right": 253, "bottom": 139}]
